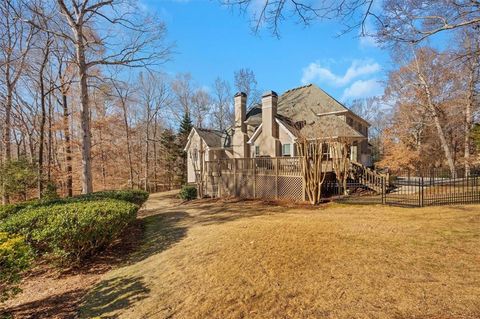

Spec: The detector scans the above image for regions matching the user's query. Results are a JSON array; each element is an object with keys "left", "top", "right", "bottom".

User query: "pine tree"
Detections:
[{"left": 177, "top": 112, "right": 193, "bottom": 184}]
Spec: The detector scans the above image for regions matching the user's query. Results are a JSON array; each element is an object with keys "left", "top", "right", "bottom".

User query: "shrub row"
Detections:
[
  {"left": 79, "top": 189, "right": 149, "bottom": 206},
  {"left": 0, "top": 189, "right": 149, "bottom": 221},
  {"left": 0, "top": 199, "right": 138, "bottom": 262}
]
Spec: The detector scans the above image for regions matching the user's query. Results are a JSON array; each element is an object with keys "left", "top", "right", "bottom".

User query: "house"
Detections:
[{"left": 184, "top": 84, "right": 371, "bottom": 184}]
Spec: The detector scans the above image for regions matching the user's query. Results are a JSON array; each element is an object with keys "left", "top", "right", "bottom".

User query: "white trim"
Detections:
[
  {"left": 276, "top": 118, "right": 297, "bottom": 142},
  {"left": 316, "top": 110, "right": 371, "bottom": 127},
  {"left": 316, "top": 110, "right": 347, "bottom": 116},
  {"left": 247, "top": 123, "right": 263, "bottom": 144},
  {"left": 183, "top": 127, "right": 213, "bottom": 152},
  {"left": 247, "top": 120, "right": 298, "bottom": 145},
  {"left": 183, "top": 128, "right": 197, "bottom": 151}
]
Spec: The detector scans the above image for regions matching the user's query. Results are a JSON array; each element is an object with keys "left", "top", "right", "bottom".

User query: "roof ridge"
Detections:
[{"left": 283, "top": 83, "right": 313, "bottom": 94}]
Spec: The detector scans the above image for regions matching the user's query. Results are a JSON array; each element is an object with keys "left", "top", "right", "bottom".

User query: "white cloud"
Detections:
[
  {"left": 341, "top": 79, "right": 383, "bottom": 101},
  {"left": 301, "top": 59, "right": 380, "bottom": 86}
]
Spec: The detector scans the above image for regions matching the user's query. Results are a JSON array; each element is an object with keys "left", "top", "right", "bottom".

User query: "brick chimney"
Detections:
[
  {"left": 261, "top": 90, "right": 280, "bottom": 157},
  {"left": 232, "top": 92, "right": 249, "bottom": 158}
]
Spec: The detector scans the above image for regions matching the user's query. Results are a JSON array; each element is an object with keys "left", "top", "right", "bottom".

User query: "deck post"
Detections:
[
  {"left": 275, "top": 158, "right": 279, "bottom": 200},
  {"left": 233, "top": 158, "right": 237, "bottom": 197},
  {"left": 217, "top": 160, "right": 221, "bottom": 198},
  {"left": 253, "top": 158, "right": 256, "bottom": 199}
]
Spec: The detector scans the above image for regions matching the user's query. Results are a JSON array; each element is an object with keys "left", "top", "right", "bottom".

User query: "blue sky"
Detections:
[{"left": 141, "top": 0, "right": 390, "bottom": 104}]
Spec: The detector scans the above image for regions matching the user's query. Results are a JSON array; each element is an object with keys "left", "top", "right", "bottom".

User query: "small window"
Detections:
[
  {"left": 255, "top": 145, "right": 260, "bottom": 157},
  {"left": 192, "top": 148, "right": 198, "bottom": 161},
  {"left": 282, "top": 144, "right": 291, "bottom": 157},
  {"left": 322, "top": 144, "right": 330, "bottom": 160}
]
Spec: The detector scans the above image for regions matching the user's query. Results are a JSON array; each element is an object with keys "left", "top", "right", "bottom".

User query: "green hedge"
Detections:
[
  {"left": 0, "top": 232, "right": 33, "bottom": 301},
  {"left": 79, "top": 189, "right": 149, "bottom": 206},
  {"left": 179, "top": 185, "right": 197, "bottom": 200},
  {"left": 0, "top": 189, "right": 149, "bottom": 221},
  {"left": 0, "top": 199, "right": 138, "bottom": 262}
]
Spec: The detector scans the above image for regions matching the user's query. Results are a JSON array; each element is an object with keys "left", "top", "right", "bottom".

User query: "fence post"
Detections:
[
  {"left": 253, "top": 158, "right": 256, "bottom": 199},
  {"left": 275, "top": 157, "right": 279, "bottom": 200},
  {"left": 419, "top": 176, "right": 424, "bottom": 207}
]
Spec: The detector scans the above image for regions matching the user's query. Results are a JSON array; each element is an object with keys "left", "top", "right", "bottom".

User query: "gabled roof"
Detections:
[
  {"left": 184, "top": 127, "right": 224, "bottom": 151},
  {"left": 245, "top": 84, "right": 370, "bottom": 127},
  {"left": 247, "top": 117, "right": 299, "bottom": 145},
  {"left": 299, "top": 114, "right": 365, "bottom": 140}
]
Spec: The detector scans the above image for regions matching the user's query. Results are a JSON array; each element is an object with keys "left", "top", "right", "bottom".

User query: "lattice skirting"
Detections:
[
  {"left": 211, "top": 173, "right": 304, "bottom": 202},
  {"left": 255, "top": 175, "right": 276, "bottom": 200},
  {"left": 236, "top": 173, "right": 254, "bottom": 198},
  {"left": 278, "top": 176, "right": 304, "bottom": 201}
]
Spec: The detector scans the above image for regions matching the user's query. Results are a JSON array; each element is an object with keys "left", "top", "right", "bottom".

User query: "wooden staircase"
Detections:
[{"left": 350, "top": 161, "right": 387, "bottom": 193}]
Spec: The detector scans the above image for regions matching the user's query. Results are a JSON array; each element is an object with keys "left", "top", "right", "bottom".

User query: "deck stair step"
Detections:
[{"left": 350, "top": 161, "right": 387, "bottom": 193}]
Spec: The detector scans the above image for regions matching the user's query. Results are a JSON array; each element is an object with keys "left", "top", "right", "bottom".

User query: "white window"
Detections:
[
  {"left": 255, "top": 145, "right": 260, "bottom": 157},
  {"left": 282, "top": 144, "right": 291, "bottom": 157}
]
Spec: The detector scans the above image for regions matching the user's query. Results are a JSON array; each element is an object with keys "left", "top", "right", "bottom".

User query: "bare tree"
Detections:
[
  {"left": 223, "top": 0, "right": 375, "bottom": 37},
  {"left": 171, "top": 73, "right": 194, "bottom": 120},
  {"left": 296, "top": 137, "right": 328, "bottom": 205},
  {"left": 378, "top": 1, "right": 480, "bottom": 45},
  {"left": 24, "top": 0, "right": 171, "bottom": 194},
  {"left": 0, "top": 0, "right": 35, "bottom": 203},
  {"left": 234, "top": 68, "right": 261, "bottom": 107},
  {"left": 191, "top": 88, "right": 211, "bottom": 128},
  {"left": 456, "top": 29, "right": 480, "bottom": 176},
  {"left": 330, "top": 140, "right": 351, "bottom": 195},
  {"left": 225, "top": 0, "right": 480, "bottom": 48},
  {"left": 111, "top": 78, "right": 135, "bottom": 188},
  {"left": 138, "top": 72, "right": 171, "bottom": 191},
  {"left": 211, "top": 77, "right": 233, "bottom": 131}
]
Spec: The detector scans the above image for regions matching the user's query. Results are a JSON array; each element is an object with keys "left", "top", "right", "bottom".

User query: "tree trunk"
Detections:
[
  {"left": 62, "top": 86, "right": 73, "bottom": 197},
  {"left": 2, "top": 84, "right": 13, "bottom": 204},
  {"left": 38, "top": 61, "right": 47, "bottom": 198},
  {"left": 75, "top": 27, "right": 93, "bottom": 194},
  {"left": 121, "top": 101, "right": 134, "bottom": 188},
  {"left": 144, "top": 107, "right": 151, "bottom": 191},
  {"left": 153, "top": 116, "right": 158, "bottom": 192},
  {"left": 47, "top": 83, "right": 53, "bottom": 182},
  {"left": 464, "top": 45, "right": 478, "bottom": 177},
  {"left": 414, "top": 57, "right": 456, "bottom": 177}
]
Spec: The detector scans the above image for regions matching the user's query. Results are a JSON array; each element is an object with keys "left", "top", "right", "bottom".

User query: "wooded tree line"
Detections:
[
  {"left": 0, "top": 0, "right": 261, "bottom": 203},
  {"left": 351, "top": 30, "right": 480, "bottom": 176}
]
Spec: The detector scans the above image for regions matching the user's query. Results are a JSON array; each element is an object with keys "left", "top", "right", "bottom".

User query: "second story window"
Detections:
[
  {"left": 282, "top": 144, "right": 291, "bottom": 157},
  {"left": 255, "top": 145, "right": 260, "bottom": 157}
]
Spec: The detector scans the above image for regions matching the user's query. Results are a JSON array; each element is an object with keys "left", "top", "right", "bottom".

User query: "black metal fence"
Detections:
[{"left": 325, "top": 167, "right": 480, "bottom": 207}]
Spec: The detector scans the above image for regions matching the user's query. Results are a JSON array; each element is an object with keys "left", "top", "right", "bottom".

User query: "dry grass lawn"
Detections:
[{"left": 79, "top": 191, "right": 480, "bottom": 319}]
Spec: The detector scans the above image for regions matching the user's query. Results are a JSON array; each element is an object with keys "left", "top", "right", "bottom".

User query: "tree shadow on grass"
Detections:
[
  {"left": 187, "top": 200, "right": 290, "bottom": 226},
  {"left": 78, "top": 275, "right": 150, "bottom": 318},
  {"left": 127, "top": 211, "right": 190, "bottom": 264},
  {"left": 0, "top": 288, "right": 86, "bottom": 319},
  {"left": 76, "top": 211, "right": 189, "bottom": 318}
]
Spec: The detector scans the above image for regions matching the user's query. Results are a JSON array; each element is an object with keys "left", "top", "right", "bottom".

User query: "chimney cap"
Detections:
[
  {"left": 234, "top": 92, "right": 247, "bottom": 97},
  {"left": 262, "top": 90, "right": 278, "bottom": 98}
]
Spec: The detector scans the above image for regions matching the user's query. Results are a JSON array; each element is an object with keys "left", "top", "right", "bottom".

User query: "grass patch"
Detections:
[{"left": 79, "top": 192, "right": 480, "bottom": 319}]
